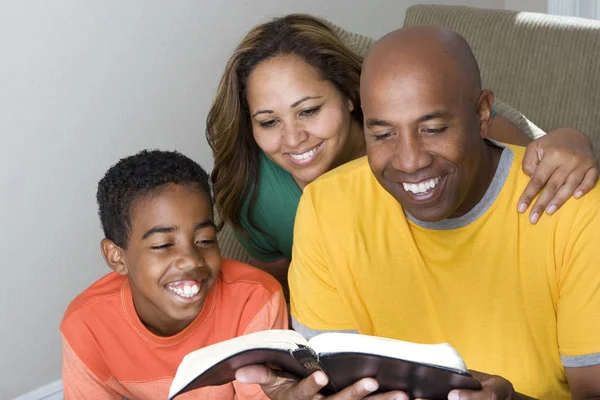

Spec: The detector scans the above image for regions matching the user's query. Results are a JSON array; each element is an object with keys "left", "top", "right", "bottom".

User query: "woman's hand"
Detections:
[{"left": 518, "top": 128, "right": 598, "bottom": 224}]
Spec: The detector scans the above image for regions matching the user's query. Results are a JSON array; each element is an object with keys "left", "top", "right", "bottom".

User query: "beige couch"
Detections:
[{"left": 217, "top": 4, "right": 600, "bottom": 264}]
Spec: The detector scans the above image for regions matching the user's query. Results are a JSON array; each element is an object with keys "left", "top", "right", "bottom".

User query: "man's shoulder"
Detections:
[
  {"left": 305, "top": 156, "right": 375, "bottom": 197},
  {"left": 219, "top": 258, "right": 283, "bottom": 297}
]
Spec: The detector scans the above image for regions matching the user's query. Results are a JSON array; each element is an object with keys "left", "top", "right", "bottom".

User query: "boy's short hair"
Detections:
[{"left": 96, "top": 149, "right": 212, "bottom": 248}]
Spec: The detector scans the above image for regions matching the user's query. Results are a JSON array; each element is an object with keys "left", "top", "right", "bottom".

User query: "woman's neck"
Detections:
[{"left": 330, "top": 119, "right": 366, "bottom": 171}]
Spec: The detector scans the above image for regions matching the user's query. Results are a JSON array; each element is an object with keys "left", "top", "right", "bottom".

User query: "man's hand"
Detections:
[
  {"left": 519, "top": 128, "right": 598, "bottom": 224},
  {"left": 235, "top": 364, "right": 408, "bottom": 400},
  {"left": 415, "top": 370, "right": 536, "bottom": 400}
]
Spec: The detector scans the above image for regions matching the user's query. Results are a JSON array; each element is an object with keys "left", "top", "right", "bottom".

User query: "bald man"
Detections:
[{"left": 236, "top": 27, "right": 600, "bottom": 400}]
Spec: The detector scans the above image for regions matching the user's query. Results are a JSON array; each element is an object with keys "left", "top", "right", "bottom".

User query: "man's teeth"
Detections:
[
  {"left": 167, "top": 283, "right": 200, "bottom": 298},
  {"left": 289, "top": 144, "right": 320, "bottom": 161},
  {"left": 402, "top": 177, "right": 440, "bottom": 194}
]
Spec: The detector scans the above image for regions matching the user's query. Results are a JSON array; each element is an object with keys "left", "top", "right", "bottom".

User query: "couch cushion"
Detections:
[{"left": 403, "top": 4, "right": 600, "bottom": 157}]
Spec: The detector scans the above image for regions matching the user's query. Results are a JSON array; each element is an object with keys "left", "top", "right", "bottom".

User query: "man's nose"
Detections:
[{"left": 391, "top": 134, "right": 433, "bottom": 174}]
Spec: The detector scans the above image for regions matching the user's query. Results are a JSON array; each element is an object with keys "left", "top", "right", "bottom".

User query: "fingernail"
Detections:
[
  {"left": 546, "top": 205, "right": 557, "bottom": 215},
  {"left": 448, "top": 392, "right": 460, "bottom": 400},
  {"left": 363, "top": 380, "right": 378, "bottom": 392},
  {"left": 530, "top": 212, "right": 540, "bottom": 224},
  {"left": 518, "top": 202, "right": 527, "bottom": 213},
  {"left": 575, "top": 190, "right": 584, "bottom": 199},
  {"left": 314, "top": 372, "right": 327, "bottom": 386}
]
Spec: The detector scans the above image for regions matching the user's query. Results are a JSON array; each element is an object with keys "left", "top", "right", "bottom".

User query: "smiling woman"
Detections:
[{"left": 206, "top": 13, "right": 599, "bottom": 301}]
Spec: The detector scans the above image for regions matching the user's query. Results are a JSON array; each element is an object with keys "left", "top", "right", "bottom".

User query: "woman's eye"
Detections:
[
  {"left": 151, "top": 244, "right": 172, "bottom": 250},
  {"left": 299, "top": 106, "right": 320, "bottom": 118},
  {"left": 374, "top": 132, "right": 393, "bottom": 141},
  {"left": 422, "top": 126, "right": 448, "bottom": 135},
  {"left": 259, "top": 119, "right": 278, "bottom": 128}
]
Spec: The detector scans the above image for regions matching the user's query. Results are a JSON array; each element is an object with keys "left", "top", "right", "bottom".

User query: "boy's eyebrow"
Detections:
[
  {"left": 142, "top": 226, "right": 177, "bottom": 240},
  {"left": 141, "top": 220, "right": 216, "bottom": 240},
  {"left": 195, "top": 220, "right": 217, "bottom": 231}
]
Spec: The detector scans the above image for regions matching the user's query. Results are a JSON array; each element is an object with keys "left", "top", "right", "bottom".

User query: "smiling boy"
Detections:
[{"left": 60, "top": 150, "right": 286, "bottom": 399}]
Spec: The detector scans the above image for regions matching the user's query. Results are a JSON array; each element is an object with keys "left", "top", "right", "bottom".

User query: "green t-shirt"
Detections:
[
  {"left": 236, "top": 108, "right": 498, "bottom": 262},
  {"left": 236, "top": 151, "right": 301, "bottom": 262}
]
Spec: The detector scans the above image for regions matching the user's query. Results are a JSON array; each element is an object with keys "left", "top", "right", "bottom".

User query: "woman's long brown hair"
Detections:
[{"left": 206, "top": 14, "right": 363, "bottom": 231}]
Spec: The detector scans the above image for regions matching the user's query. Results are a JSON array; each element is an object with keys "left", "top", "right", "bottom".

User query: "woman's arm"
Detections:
[
  {"left": 250, "top": 256, "right": 291, "bottom": 302},
  {"left": 489, "top": 114, "right": 532, "bottom": 146},
  {"left": 489, "top": 115, "right": 598, "bottom": 224}
]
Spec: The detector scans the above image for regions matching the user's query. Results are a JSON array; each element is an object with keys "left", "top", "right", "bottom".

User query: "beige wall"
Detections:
[{"left": 1, "top": 0, "right": 511, "bottom": 397}]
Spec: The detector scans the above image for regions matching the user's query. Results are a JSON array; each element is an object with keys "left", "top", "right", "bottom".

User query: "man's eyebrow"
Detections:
[
  {"left": 366, "top": 118, "right": 393, "bottom": 129},
  {"left": 291, "top": 96, "right": 322, "bottom": 108},
  {"left": 417, "top": 111, "right": 448, "bottom": 123},
  {"left": 141, "top": 220, "right": 216, "bottom": 240}
]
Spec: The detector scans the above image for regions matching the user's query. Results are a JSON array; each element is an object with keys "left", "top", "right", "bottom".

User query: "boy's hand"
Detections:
[{"left": 235, "top": 364, "right": 408, "bottom": 400}]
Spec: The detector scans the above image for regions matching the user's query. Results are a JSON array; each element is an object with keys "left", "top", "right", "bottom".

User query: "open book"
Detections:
[{"left": 168, "top": 330, "right": 481, "bottom": 399}]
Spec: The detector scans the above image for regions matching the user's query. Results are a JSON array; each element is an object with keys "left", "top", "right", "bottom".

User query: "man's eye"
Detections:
[
  {"left": 422, "top": 127, "right": 448, "bottom": 134},
  {"left": 259, "top": 119, "right": 278, "bottom": 128},
  {"left": 299, "top": 106, "right": 320, "bottom": 118}
]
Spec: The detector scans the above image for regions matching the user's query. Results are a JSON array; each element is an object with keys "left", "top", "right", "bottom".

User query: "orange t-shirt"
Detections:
[{"left": 60, "top": 258, "right": 287, "bottom": 400}]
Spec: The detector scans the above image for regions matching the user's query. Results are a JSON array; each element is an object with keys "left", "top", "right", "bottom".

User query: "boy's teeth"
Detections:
[
  {"left": 402, "top": 177, "right": 440, "bottom": 194},
  {"left": 167, "top": 282, "right": 200, "bottom": 298}
]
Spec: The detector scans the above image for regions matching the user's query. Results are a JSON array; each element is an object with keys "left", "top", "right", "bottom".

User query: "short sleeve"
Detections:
[
  {"left": 62, "top": 336, "right": 122, "bottom": 400},
  {"left": 288, "top": 189, "right": 355, "bottom": 334},
  {"left": 557, "top": 203, "right": 600, "bottom": 367},
  {"left": 232, "top": 288, "right": 287, "bottom": 399}
]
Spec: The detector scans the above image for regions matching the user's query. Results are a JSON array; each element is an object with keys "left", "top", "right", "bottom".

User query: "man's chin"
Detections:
[{"left": 400, "top": 203, "right": 451, "bottom": 223}]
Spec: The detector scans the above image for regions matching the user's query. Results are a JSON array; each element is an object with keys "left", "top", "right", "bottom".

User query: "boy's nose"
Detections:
[{"left": 174, "top": 247, "right": 205, "bottom": 270}]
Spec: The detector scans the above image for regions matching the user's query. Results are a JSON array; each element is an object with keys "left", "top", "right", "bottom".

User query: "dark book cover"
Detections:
[{"left": 169, "top": 346, "right": 481, "bottom": 400}]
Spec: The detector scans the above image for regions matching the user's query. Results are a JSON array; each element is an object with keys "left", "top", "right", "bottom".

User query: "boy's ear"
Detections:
[{"left": 100, "top": 238, "right": 128, "bottom": 276}]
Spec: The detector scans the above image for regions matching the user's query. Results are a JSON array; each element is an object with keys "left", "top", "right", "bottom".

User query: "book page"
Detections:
[
  {"left": 308, "top": 333, "right": 467, "bottom": 373},
  {"left": 169, "top": 330, "right": 307, "bottom": 398}
]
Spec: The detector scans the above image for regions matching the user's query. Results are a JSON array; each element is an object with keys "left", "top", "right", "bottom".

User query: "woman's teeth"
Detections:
[{"left": 289, "top": 143, "right": 322, "bottom": 161}]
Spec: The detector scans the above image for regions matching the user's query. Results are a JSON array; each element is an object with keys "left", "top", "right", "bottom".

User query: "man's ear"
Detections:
[
  {"left": 100, "top": 238, "right": 128, "bottom": 276},
  {"left": 476, "top": 89, "right": 495, "bottom": 140}
]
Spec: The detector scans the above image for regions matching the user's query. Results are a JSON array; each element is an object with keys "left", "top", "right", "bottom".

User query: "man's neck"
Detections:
[{"left": 451, "top": 139, "right": 503, "bottom": 218}]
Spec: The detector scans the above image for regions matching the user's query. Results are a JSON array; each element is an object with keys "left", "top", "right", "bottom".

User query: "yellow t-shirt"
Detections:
[{"left": 289, "top": 143, "right": 600, "bottom": 399}]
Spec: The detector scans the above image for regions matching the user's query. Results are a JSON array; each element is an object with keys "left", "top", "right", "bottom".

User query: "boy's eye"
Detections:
[
  {"left": 299, "top": 106, "right": 320, "bottom": 118},
  {"left": 151, "top": 243, "right": 172, "bottom": 250},
  {"left": 259, "top": 119, "right": 278, "bottom": 128},
  {"left": 196, "top": 239, "right": 217, "bottom": 246}
]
